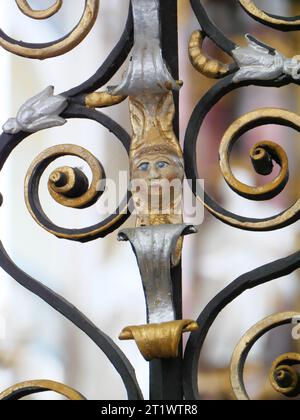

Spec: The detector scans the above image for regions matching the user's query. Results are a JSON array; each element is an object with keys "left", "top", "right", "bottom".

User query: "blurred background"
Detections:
[{"left": 0, "top": 0, "right": 299, "bottom": 400}]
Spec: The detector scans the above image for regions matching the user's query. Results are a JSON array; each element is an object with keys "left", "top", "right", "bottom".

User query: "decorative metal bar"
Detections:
[
  {"left": 118, "top": 225, "right": 196, "bottom": 326},
  {"left": 108, "top": 0, "right": 179, "bottom": 95}
]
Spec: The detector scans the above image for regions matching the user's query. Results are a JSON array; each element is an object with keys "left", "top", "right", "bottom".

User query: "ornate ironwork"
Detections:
[{"left": 0, "top": 0, "right": 299, "bottom": 401}]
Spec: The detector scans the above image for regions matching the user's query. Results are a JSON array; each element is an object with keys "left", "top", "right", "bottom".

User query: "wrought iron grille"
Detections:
[{"left": 0, "top": 0, "right": 299, "bottom": 401}]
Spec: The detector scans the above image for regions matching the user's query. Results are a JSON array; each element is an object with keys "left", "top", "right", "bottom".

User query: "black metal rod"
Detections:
[
  {"left": 160, "top": 0, "right": 179, "bottom": 138},
  {"left": 149, "top": 0, "right": 183, "bottom": 401},
  {"left": 149, "top": 264, "right": 183, "bottom": 400}
]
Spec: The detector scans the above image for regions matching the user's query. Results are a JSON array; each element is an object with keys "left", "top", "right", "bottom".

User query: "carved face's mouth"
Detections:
[{"left": 150, "top": 180, "right": 163, "bottom": 188}]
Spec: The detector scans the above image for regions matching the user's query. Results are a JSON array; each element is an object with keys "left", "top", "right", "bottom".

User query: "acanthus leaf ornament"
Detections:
[
  {"left": 2, "top": 86, "right": 68, "bottom": 134},
  {"left": 108, "top": 0, "right": 180, "bottom": 96}
]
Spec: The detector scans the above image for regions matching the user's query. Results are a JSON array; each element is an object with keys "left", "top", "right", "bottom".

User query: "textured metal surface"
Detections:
[
  {"left": 232, "top": 35, "right": 300, "bottom": 83},
  {"left": 118, "top": 224, "right": 196, "bottom": 324},
  {"left": 129, "top": 92, "right": 184, "bottom": 240},
  {"left": 119, "top": 320, "right": 198, "bottom": 361},
  {"left": 2, "top": 86, "right": 67, "bottom": 134},
  {"left": 189, "top": 30, "right": 231, "bottom": 79},
  {"left": 108, "top": 0, "right": 179, "bottom": 95}
]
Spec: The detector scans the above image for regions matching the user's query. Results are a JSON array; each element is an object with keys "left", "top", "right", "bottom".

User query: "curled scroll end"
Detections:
[
  {"left": 85, "top": 92, "right": 127, "bottom": 109},
  {"left": 188, "top": 30, "right": 230, "bottom": 79},
  {"left": 119, "top": 320, "right": 199, "bottom": 361},
  {"left": 270, "top": 353, "right": 300, "bottom": 398}
]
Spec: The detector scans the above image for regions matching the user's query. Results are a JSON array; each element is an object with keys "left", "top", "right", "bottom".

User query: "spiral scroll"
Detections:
[
  {"left": 0, "top": 0, "right": 99, "bottom": 59},
  {"left": 185, "top": 1, "right": 300, "bottom": 232},
  {"left": 23, "top": 143, "right": 128, "bottom": 242},
  {"left": 219, "top": 108, "right": 292, "bottom": 202},
  {"left": 185, "top": 78, "right": 300, "bottom": 231},
  {"left": 25, "top": 144, "right": 105, "bottom": 210},
  {"left": 270, "top": 353, "right": 300, "bottom": 398},
  {"left": 230, "top": 312, "right": 300, "bottom": 400},
  {"left": 21, "top": 109, "right": 131, "bottom": 242}
]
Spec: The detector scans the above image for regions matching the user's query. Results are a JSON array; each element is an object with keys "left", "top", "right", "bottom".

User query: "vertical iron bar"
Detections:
[
  {"left": 149, "top": 0, "right": 183, "bottom": 401},
  {"left": 161, "top": 0, "right": 180, "bottom": 139}
]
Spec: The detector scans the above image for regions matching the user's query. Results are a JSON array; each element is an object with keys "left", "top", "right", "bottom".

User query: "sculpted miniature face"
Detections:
[{"left": 131, "top": 149, "right": 184, "bottom": 212}]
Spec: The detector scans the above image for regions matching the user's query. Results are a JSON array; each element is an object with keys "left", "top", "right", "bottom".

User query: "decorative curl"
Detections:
[
  {"left": 230, "top": 312, "right": 299, "bottom": 400},
  {"left": 184, "top": 75, "right": 300, "bottom": 232},
  {"left": 0, "top": 104, "right": 131, "bottom": 242},
  {"left": 0, "top": 0, "right": 99, "bottom": 59},
  {"left": 24, "top": 143, "right": 129, "bottom": 242},
  {"left": 188, "top": 30, "right": 230, "bottom": 79},
  {"left": 25, "top": 144, "right": 105, "bottom": 210},
  {"left": 238, "top": 0, "right": 300, "bottom": 31},
  {"left": 15, "top": 0, "right": 62, "bottom": 20},
  {"left": 219, "top": 109, "right": 291, "bottom": 201},
  {"left": 270, "top": 353, "right": 300, "bottom": 398}
]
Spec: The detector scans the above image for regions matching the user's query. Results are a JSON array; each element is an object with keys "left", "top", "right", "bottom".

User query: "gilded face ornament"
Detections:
[
  {"left": 131, "top": 147, "right": 184, "bottom": 196},
  {"left": 130, "top": 146, "right": 184, "bottom": 223},
  {"left": 128, "top": 92, "right": 185, "bottom": 265}
]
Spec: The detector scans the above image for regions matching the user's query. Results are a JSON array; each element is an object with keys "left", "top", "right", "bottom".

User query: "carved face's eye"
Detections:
[
  {"left": 156, "top": 161, "right": 169, "bottom": 170},
  {"left": 138, "top": 162, "right": 150, "bottom": 172}
]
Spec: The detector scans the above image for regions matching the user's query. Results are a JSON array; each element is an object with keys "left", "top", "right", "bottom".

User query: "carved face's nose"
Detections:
[{"left": 148, "top": 163, "right": 160, "bottom": 179}]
